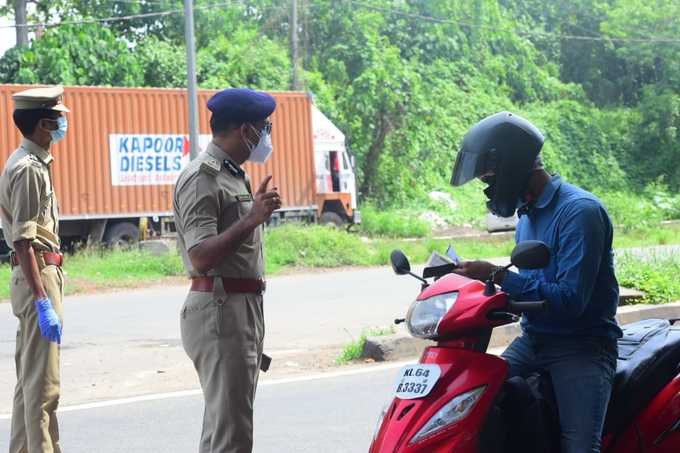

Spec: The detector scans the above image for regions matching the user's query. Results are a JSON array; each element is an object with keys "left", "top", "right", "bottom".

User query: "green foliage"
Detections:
[
  {"left": 65, "top": 247, "right": 184, "bottom": 282},
  {"left": 359, "top": 205, "right": 430, "bottom": 238},
  {"left": 426, "top": 182, "right": 491, "bottom": 229},
  {"left": 598, "top": 185, "right": 680, "bottom": 231},
  {"left": 1, "top": 0, "right": 679, "bottom": 206},
  {"left": 336, "top": 325, "right": 396, "bottom": 365},
  {"left": 196, "top": 27, "right": 290, "bottom": 90},
  {"left": 613, "top": 224, "right": 680, "bottom": 249},
  {"left": 524, "top": 101, "right": 629, "bottom": 192},
  {"left": 626, "top": 86, "right": 680, "bottom": 190},
  {"left": 616, "top": 252, "right": 680, "bottom": 305},
  {"left": 603, "top": 0, "right": 680, "bottom": 93},
  {"left": 0, "top": 248, "right": 184, "bottom": 300},
  {"left": 2, "top": 225, "right": 680, "bottom": 302},
  {"left": 4, "top": 24, "right": 144, "bottom": 86},
  {"left": 264, "top": 224, "right": 374, "bottom": 273},
  {"left": 135, "top": 37, "right": 188, "bottom": 88}
]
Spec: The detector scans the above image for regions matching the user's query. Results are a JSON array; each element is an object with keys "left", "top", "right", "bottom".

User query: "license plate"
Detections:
[{"left": 393, "top": 364, "right": 441, "bottom": 400}]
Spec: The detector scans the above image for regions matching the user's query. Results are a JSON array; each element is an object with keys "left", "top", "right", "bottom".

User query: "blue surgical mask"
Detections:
[{"left": 50, "top": 116, "right": 68, "bottom": 145}]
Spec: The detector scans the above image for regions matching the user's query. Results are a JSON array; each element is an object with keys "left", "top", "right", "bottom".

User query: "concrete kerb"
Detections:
[{"left": 362, "top": 301, "right": 680, "bottom": 362}]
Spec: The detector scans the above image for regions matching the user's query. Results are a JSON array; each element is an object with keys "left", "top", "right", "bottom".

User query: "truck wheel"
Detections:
[
  {"left": 319, "top": 212, "right": 345, "bottom": 228},
  {"left": 103, "top": 222, "right": 139, "bottom": 248}
]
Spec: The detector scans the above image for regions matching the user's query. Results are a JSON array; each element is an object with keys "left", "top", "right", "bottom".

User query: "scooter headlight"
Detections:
[
  {"left": 406, "top": 292, "right": 458, "bottom": 339},
  {"left": 410, "top": 386, "right": 486, "bottom": 444},
  {"left": 371, "top": 403, "right": 389, "bottom": 442}
]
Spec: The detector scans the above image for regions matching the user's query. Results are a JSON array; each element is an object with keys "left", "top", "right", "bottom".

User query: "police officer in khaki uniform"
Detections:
[
  {"left": 0, "top": 86, "right": 69, "bottom": 453},
  {"left": 173, "top": 88, "right": 281, "bottom": 453}
]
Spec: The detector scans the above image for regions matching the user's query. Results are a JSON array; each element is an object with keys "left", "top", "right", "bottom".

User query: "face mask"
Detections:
[
  {"left": 483, "top": 174, "right": 525, "bottom": 218},
  {"left": 482, "top": 175, "right": 496, "bottom": 202},
  {"left": 50, "top": 116, "right": 68, "bottom": 145},
  {"left": 246, "top": 125, "right": 274, "bottom": 164}
]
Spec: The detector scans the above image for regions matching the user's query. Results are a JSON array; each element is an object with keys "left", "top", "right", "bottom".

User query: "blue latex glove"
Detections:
[{"left": 34, "top": 298, "right": 62, "bottom": 344}]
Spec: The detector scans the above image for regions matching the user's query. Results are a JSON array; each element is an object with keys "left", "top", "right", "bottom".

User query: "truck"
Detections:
[{"left": 0, "top": 84, "right": 360, "bottom": 249}]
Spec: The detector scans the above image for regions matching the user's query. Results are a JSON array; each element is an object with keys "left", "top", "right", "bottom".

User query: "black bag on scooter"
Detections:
[
  {"left": 504, "top": 373, "right": 561, "bottom": 453},
  {"left": 481, "top": 372, "right": 561, "bottom": 453}
]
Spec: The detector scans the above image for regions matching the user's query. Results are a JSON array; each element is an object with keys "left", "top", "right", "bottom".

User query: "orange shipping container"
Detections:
[{"left": 0, "top": 84, "right": 359, "bottom": 246}]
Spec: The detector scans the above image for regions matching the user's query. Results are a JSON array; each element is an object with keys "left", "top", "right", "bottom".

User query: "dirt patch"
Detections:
[
  {"left": 432, "top": 224, "right": 485, "bottom": 237},
  {"left": 0, "top": 275, "right": 190, "bottom": 304},
  {"left": 63, "top": 276, "right": 189, "bottom": 296}
]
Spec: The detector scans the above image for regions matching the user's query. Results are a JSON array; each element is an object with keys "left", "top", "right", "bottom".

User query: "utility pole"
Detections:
[
  {"left": 290, "top": 0, "right": 299, "bottom": 91},
  {"left": 184, "top": 0, "right": 200, "bottom": 160},
  {"left": 15, "top": 0, "right": 29, "bottom": 47}
]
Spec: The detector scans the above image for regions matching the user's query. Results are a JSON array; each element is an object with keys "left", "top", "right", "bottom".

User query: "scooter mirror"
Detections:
[
  {"left": 390, "top": 250, "right": 411, "bottom": 275},
  {"left": 511, "top": 240, "right": 551, "bottom": 269}
]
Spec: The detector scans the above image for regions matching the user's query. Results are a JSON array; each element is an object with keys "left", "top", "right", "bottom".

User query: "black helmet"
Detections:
[{"left": 450, "top": 111, "right": 545, "bottom": 218}]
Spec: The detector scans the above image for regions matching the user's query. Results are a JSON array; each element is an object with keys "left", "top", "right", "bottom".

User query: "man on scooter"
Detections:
[{"left": 450, "top": 111, "right": 622, "bottom": 453}]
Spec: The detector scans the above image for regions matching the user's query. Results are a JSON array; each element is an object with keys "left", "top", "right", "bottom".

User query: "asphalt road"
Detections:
[
  {"left": 0, "top": 363, "right": 402, "bottom": 453},
  {"left": 0, "top": 265, "right": 422, "bottom": 411}
]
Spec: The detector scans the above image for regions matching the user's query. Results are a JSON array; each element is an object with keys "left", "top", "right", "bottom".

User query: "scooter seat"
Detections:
[{"left": 604, "top": 318, "right": 680, "bottom": 435}]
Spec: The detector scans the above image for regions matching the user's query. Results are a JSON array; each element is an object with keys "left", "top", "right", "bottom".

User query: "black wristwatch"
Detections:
[{"left": 490, "top": 266, "right": 507, "bottom": 285}]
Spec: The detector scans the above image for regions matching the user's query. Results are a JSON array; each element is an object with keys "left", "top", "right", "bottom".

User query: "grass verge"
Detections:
[
  {"left": 0, "top": 248, "right": 184, "bottom": 300},
  {"left": 0, "top": 223, "right": 679, "bottom": 301},
  {"left": 616, "top": 252, "right": 680, "bottom": 305},
  {"left": 336, "top": 326, "right": 397, "bottom": 365}
]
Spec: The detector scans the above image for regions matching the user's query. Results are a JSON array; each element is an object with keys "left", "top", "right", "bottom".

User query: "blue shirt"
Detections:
[{"left": 501, "top": 175, "right": 622, "bottom": 339}]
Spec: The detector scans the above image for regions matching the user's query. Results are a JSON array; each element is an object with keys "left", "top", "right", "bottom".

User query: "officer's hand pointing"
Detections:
[{"left": 249, "top": 175, "right": 282, "bottom": 225}]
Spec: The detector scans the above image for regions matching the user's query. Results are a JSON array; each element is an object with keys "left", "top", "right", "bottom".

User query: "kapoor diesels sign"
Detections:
[{"left": 109, "top": 134, "right": 210, "bottom": 186}]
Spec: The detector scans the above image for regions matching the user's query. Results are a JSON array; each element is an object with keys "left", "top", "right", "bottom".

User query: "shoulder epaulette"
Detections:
[
  {"left": 18, "top": 154, "right": 43, "bottom": 170},
  {"left": 199, "top": 157, "right": 221, "bottom": 175}
]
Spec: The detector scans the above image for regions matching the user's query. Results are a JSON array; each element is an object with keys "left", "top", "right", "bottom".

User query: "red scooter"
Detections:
[{"left": 369, "top": 241, "right": 680, "bottom": 452}]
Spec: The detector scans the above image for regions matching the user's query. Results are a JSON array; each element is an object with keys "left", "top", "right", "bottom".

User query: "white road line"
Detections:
[{"left": 0, "top": 360, "right": 413, "bottom": 420}]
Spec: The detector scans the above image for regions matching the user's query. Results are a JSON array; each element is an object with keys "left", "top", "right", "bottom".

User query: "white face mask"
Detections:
[{"left": 246, "top": 125, "right": 274, "bottom": 164}]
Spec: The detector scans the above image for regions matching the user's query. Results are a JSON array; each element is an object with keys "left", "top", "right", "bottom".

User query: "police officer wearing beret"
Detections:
[
  {"left": 173, "top": 88, "right": 281, "bottom": 453},
  {"left": 0, "top": 86, "right": 69, "bottom": 453}
]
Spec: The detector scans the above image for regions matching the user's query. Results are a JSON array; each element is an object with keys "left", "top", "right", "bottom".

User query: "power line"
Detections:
[
  {"left": 2, "top": 0, "right": 678, "bottom": 45},
  {"left": 347, "top": 1, "right": 680, "bottom": 45},
  {"left": 99, "top": 0, "right": 172, "bottom": 5},
  {"left": 0, "top": 1, "right": 240, "bottom": 29}
]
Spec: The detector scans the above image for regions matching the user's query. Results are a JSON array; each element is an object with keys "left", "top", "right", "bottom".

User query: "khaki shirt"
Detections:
[
  {"left": 0, "top": 139, "right": 60, "bottom": 252},
  {"left": 173, "top": 141, "right": 263, "bottom": 279}
]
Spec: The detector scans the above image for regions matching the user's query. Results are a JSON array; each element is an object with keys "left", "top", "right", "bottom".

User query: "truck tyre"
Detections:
[
  {"left": 319, "top": 212, "right": 344, "bottom": 228},
  {"left": 104, "top": 222, "right": 139, "bottom": 248}
]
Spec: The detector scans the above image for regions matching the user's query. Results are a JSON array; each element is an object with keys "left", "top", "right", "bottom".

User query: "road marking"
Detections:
[{"left": 0, "top": 360, "right": 414, "bottom": 420}]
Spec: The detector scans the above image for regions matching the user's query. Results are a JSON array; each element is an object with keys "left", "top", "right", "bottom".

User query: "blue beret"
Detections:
[{"left": 207, "top": 88, "right": 276, "bottom": 123}]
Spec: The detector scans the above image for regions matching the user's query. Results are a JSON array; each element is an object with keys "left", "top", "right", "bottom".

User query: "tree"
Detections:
[
  {"left": 14, "top": 0, "right": 28, "bottom": 47},
  {"left": 1, "top": 23, "right": 144, "bottom": 86},
  {"left": 1, "top": 0, "right": 678, "bottom": 201}
]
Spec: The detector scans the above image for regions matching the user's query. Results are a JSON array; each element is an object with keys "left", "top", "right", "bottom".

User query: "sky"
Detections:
[{"left": 0, "top": 18, "right": 16, "bottom": 57}]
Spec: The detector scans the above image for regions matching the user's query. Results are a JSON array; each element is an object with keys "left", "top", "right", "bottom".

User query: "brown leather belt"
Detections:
[
  {"left": 10, "top": 251, "right": 64, "bottom": 269},
  {"left": 191, "top": 276, "right": 266, "bottom": 294}
]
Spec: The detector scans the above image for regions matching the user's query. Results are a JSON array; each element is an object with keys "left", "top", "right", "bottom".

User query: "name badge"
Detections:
[{"left": 236, "top": 194, "right": 253, "bottom": 202}]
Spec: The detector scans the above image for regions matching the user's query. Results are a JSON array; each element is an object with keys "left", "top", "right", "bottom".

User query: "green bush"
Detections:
[
  {"left": 336, "top": 325, "right": 396, "bottom": 364},
  {"left": 598, "top": 184, "right": 680, "bottom": 231},
  {"left": 265, "top": 224, "right": 375, "bottom": 272},
  {"left": 358, "top": 205, "right": 431, "bottom": 238},
  {"left": 616, "top": 252, "right": 680, "bottom": 305}
]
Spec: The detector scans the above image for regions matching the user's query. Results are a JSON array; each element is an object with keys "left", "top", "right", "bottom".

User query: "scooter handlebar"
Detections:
[{"left": 507, "top": 300, "right": 547, "bottom": 313}]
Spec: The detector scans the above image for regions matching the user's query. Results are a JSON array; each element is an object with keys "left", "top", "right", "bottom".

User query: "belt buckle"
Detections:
[{"left": 260, "top": 279, "right": 267, "bottom": 294}]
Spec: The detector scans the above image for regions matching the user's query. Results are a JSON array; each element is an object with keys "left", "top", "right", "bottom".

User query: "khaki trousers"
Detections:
[
  {"left": 9, "top": 265, "right": 64, "bottom": 453},
  {"left": 181, "top": 278, "right": 265, "bottom": 453}
]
